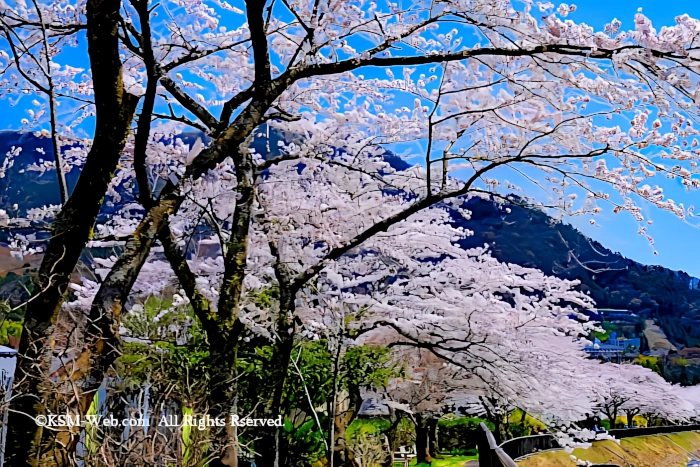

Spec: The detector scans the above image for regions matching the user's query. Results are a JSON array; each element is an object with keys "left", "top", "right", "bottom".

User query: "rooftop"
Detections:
[{"left": 0, "top": 345, "right": 17, "bottom": 357}]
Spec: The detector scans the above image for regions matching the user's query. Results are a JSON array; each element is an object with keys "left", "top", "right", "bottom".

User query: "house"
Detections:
[
  {"left": 608, "top": 334, "right": 641, "bottom": 350},
  {"left": 584, "top": 338, "right": 625, "bottom": 362},
  {"left": 597, "top": 309, "right": 639, "bottom": 325},
  {"left": 584, "top": 334, "right": 641, "bottom": 363},
  {"left": 678, "top": 347, "right": 700, "bottom": 359}
]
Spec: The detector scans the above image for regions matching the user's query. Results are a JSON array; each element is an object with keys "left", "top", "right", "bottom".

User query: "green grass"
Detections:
[{"left": 394, "top": 455, "right": 478, "bottom": 467}]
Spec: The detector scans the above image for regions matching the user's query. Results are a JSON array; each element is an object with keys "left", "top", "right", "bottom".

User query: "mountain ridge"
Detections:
[{"left": 2, "top": 130, "right": 700, "bottom": 347}]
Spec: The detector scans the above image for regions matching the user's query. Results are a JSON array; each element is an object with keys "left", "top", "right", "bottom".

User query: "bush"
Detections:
[
  {"left": 437, "top": 415, "right": 492, "bottom": 453},
  {"left": 347, "top": 419, "right": 391, "bottom": 467},
  {"left": 0, "top": 319, "right": 22, "bottom": 346}
]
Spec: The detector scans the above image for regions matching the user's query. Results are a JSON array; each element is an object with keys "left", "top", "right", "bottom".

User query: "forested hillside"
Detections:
[{"left": 456, "top": 196, "right": 700, "bottom": 347}]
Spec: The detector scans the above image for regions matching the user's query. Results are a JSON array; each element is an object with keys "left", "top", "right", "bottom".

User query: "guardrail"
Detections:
[
  {"left": 476, "top": 423, "right": 518, "bottom": 467},
  {"left": 500, "top": 433, "right": 560, "bottom": 460}
]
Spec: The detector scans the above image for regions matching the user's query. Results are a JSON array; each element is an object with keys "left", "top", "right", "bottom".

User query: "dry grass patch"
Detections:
[{"left": 519, "top": 432, "right": 700, "bottom": 467}]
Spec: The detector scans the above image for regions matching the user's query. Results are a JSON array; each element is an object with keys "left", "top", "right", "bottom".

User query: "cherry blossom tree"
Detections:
[
  {"left": 589, "top": 361, "right": 695, "bottom": 427},
  {"left": 3, "top": 0, "right": 700, "bottom": 465}
]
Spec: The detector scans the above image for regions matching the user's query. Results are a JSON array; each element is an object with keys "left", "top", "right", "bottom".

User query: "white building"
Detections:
[{"left": 0, "top": 345, "right": 17, "bottom": 467}]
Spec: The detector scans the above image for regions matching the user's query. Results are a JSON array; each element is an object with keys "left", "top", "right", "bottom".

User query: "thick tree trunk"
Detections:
[
  {"left": 206, "top": 417, "right": 240, "bottom": 467},
  {"left": 204, "top": 337, "right": 245, "bottom": 467},
  {"left": 207, "top": 147, "right": 257, "bottom": 466},
  {"left": 205, "top": 11, "right": 271, "bottom": 460},
  {"left": 383, "top": 408, "right": 402, "bottom": 467},
  {"left": 427, "top": 418, "right": 438, "bottom": 458},
  {"left": 5, "top": 0, "right": 138, "bottom": 464},
  {"left": 415, "top": 415, "right": 432, "bottom": 465},
  {"left": 332, "top": 388, "right": 362, "bottom": 466},
  {"left": 603, "top": 407, "right": 619, "bottom": 429},
  {"left": 493, "top": 415, "right": 509, "bottom": 445},
  {"left": 73, "top": 87, "right": 273, "bottom": 465},
  {"left": 255, "top": 326, "right": 295, "bottom": 467},
  {"left": 624, "top": 410, "right": 639, "bottom": 427}
]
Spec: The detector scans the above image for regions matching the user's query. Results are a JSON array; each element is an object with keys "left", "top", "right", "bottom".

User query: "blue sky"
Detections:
[
  {"left": 402, "top": 0, "right": 700, "bottom": 278},
  {"left": 3, "top": 0, "right": 700, "bottom": 276},
  {"left": 540, "top": 0, "right": 700, "bottom": 277}
]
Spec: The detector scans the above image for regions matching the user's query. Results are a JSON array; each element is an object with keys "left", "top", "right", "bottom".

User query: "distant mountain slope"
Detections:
[
  {"left": 455, "top": 196, "right": 700, "bottom": 347},
  {"left": 0, "top": 131, "right": 80, "bottom": 214},
  {"left": 2, "top": 131, "right": 700, "bottom": 346}
]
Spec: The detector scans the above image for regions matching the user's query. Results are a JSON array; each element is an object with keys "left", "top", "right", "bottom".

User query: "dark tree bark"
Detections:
[
  {"left": 427, "top": 418, "right": 439, "bottom": 458},
  {"left": 131, "top": 0, "right": 158, "bottom": 208},
  {"left": 603, "top": 404, "right": 622, "bottom": 429},
  {"left": 494, "top": 416, "right": 510, "bottom": 445},
  {"left": 624, "top": 409, "right": 640, "bottom": 427},
  {"left": 201, "top": 5, "right": 275, "bottom": 462},
  {"left": 5, "top": 0, "right": 138, "bottom": 464},
  {"left": 332, "top": 386, "right": 362, "bottom": 466},
  {"left": 382, "top": 408, "right": 403, "bottom": 467},
  {"left": 253, "top": 289, "right": 296, "bottom": 467},
  {"left": 415, "top": 415, "right": 432, "bottom": 464}
]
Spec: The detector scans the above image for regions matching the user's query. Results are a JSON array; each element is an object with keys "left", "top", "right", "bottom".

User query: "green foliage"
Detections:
[
  {"left": 508, "top": 422, "right": 531, "bottom": 439},
  {"left": 84, "top": 387, "right": 100, "bottom": 458},
  {"left": 0, "top": 273, "right": 29, "bottom": 345},
  {"left": 509, "top": 409, "right": 546, "bottom": 429},
  {"left": 0, "top": 270, "right": 34, "bottom": 317},
  {"left": 117, "top": 294, "right": 404, "bottom": 466},
  {"left": 412, "top": 456, "right": 479, "bottom": 467},
  {"left": 593, "top": 321, "right": 620, "bottom": 342},
  {"left": 289, "top": 341, "right": 334, "bottom": 410},
  {"left": 592, "top": 330, "right": 609, "bottom": 342},
  {"left": 438, "top": 414, "right": 493, "bottom": 430},
  {"left": 246, "top": 285, "right": 279, "bottom": 309},
  {"left": 122, "top": 296, "right": 174, "bottom": 338},
  {"left": 282, "top": 417, "right": 327, "bottom": 465},
  {"left": 281, "top": 342, "right": 333, "bottom": 466},
  {"left": 232, "top": 338, "right": 401, "bottom": 466},
  {"left": 283, "top": 342, "right": 401, "bottom": 466},
  {"left": 345, "top": 418, "right": 390, "bottom": 466},
  {"left": 117, "top": 296, "right": 211, "bottom": 402},
  {"left": 182, "top": 406, "right": 195, "bottom": 466},
  {"left": 440, "top": 448, "right": 478, "bottom": 457},
  {"left": 0, "top": 272, "right": 18, "bottom": 287},
  {"left": 438, "top": 415, "right": 492, "bottom": 453},
  {"left": 0, "top": 319, "right": 22, "bottom": 346},
  {"left": 635, "top": 355, "right": 661, "bottom": 374},
  {"left": 343, "top": 345, "right": 402, "bottom": 392},
  {"left": 346, "top": 418, "right": 391, "bottom": 440}
]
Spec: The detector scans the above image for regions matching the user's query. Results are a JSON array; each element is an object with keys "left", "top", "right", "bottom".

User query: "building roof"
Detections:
[
  {"left": 678, "top": 347, "right": 700, "bottom": 357},
  {"left": 358, "top": 398, "right": 390, "bottom": 417},
  {"left": 0, "top": 345, "right": 17, "bottom": 357}
]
